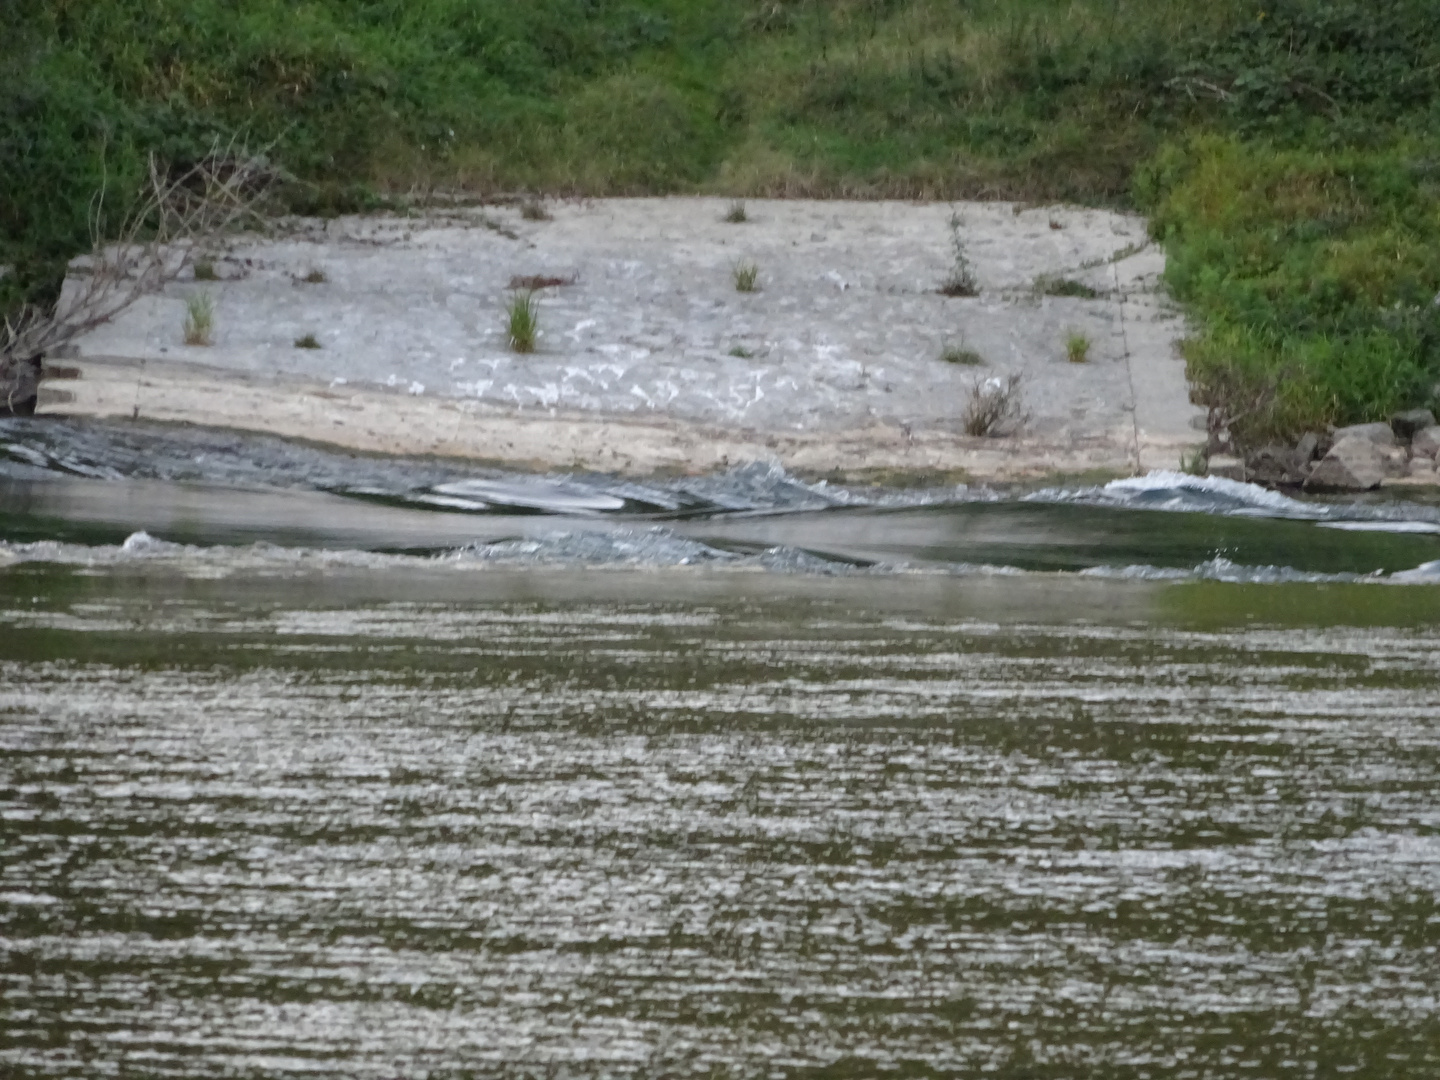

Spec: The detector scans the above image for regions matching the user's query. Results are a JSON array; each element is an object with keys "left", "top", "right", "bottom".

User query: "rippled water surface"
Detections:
[
  {"left": 4, "top": 417, "right": 1440, "bottom": 1076},
  {"left": 2, "top": 564, "right": 1439, "bottom": 1078}
]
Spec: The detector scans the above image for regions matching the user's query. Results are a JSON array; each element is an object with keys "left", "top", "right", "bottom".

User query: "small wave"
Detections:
[
  {"left": 1079, "top": 555, "right": 1423, "bottom": 585},
  {"left": 120, "top": 531, "right": 187, "bottom": 556},
  {"left": 1103, "top": 471, "right": 1320, "bottom": 516},
  {"left": 1030, "top": 470, "right": 1323, "bottom": 519},
  {"left": 453, "top": 527, "right": 735, "bottom": 566},
  {"left": 1390, "top": 560, "right": 1440, "bottom": 583},
  {"left": 432, "top": 479, "right": 627, "bottom": 514}
]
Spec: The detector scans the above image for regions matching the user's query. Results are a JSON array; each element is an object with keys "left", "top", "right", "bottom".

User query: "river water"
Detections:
[{"left": 2, "top": 418, "right": 1439, "bottom": 1078}]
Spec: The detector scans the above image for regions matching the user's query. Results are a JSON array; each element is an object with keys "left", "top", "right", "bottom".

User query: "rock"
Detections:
[
  {"left": 1245, "top": 444, "right": 1305, "bottom": 486},
  {"left": 1412, "top": 425, "right": 1440, "bottom": 458},
  {"left": 1407, "top": 458, "right": 1437, "bottom": 479},
  {"left": 1391, "top": 408, "right": 1437, "bottom": 442},
  {"left": 1331, "top": 421, "right": 1395, "bottom": 447},
  {"left": 1304, "top": 436, "right": 1386, "bottom": 492},
  {"left": 1381, "top": 446, "right": 1410, "bottom": 477},
  {"left": 1295, "top": 431, "right": 1321, "bottom": 462},
  {"left": 1207, "top": 454, "right": 1245, "bottom": 481}
]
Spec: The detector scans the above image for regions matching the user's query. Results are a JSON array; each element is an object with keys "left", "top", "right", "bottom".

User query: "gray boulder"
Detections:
[
  {"left": 1331, "top": 421, "right": 1395, "bottom": 447},
  {"left": 1412, "top": 425, "right": 1440, "bottom": 459},
  {"left": 1244, "top": 444, "right": 1305, "bottom": 486},
  {"left": 1303, "top": 436, "right": 1386, "bottom": 492},
  {"left": 1391, "top": 408, "right": 1437, "bottom": 442}
]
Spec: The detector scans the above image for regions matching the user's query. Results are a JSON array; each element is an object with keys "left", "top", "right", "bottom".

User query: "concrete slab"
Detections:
[{"left": 51, "top": 198, "right": 1203, "bottom": 479}]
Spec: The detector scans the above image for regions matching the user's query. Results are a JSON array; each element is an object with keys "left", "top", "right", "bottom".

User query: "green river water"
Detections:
[{"left": 1, "top": 420, "right": 1439, "bottom": 1077}]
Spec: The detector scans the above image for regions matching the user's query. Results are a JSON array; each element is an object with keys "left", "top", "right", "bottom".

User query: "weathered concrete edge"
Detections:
[{"left": 38, "top": 357, "right": 1199, "bottom": 482}]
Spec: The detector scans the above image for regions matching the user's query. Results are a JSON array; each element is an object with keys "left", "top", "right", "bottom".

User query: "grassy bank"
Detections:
[{"left": 4, "top": 0, "right": 1438, "bottom": 442}]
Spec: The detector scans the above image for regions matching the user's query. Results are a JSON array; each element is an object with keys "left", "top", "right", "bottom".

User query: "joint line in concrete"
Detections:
[{"left": 1114, "top": 262, "right": 1141, "bottom": 476}]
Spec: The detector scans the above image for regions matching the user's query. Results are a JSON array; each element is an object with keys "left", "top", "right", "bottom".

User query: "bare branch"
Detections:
[{"left": 2, "top": 139, "right": 279, "bottom": 402}]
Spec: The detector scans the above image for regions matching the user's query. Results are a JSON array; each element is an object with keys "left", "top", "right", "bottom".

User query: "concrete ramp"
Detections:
[{"left": 48, "top": 198, "right": 1202, "bottom": 480}]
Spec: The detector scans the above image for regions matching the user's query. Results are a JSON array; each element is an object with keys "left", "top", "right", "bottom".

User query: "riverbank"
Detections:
[{"left": 44, "top": 198, "right": 1201, "bottom": 481}]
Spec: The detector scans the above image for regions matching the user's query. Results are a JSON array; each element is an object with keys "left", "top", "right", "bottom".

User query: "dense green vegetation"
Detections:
[{"left": 4, "top": 0, "right": 1439, "bottom": 441}]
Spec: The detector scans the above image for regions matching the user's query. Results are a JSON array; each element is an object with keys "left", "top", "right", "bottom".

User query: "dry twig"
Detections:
[{"left": 2, "top": 138, "right": 277, "bottom": 412}]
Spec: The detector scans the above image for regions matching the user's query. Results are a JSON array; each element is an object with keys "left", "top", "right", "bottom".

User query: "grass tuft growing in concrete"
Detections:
[
  {"left": 506, "top": 290, "right": 539, "bottom": 353},
  {"left": 732, "top": 261, "right": 759, "bottom": 293},
  {"left": 183, "top": 293, "right": 213, "bottom": 346},
  {"left": 192, "top": 260, "right": 218, "bottom": 282},
  {"left": 941, "top": 343, "right": 984, "bottom": 366},
  {"left": 724, "top": 200, "right": 748, "bottom": 224},
  {"left": 1066, "top": 332, "right": 1091, "bottom": 364},
  {"left": 294, "top": 333, "right": 321, "bottom": 349}
]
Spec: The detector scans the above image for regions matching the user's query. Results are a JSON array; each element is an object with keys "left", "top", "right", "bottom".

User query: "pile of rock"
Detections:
[{"left": 1207, "top": 408, "right": 1440, "bottom": 491}]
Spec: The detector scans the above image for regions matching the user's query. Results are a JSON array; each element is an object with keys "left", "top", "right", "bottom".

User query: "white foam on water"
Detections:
[
  {"left": 120, "top": 531, "right": 186, "bottom": 556},
  {"left": 434, "top": 479, "right": 627, "bottom": 513},
  {"left": 1319, "top": 520, "right": 1440, "bottom": 534},
  {"left": 1390, "top": 560, "right": 1440, "bottom": 583},
  {"left": 410, "top": 494, "right": 491, "bottom": 512},
  {"left": 1099, "top": 470, "right": 1321, "bottom": 516}
]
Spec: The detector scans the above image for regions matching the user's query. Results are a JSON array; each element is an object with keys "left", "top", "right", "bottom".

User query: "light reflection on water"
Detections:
[{"left": 1, "top": 571, "right": 1439, "bottom": 1077}]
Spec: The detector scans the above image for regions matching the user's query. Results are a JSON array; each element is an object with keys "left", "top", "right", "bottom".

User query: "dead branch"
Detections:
[{"left": 2, "top": 138, "right": 278, "bottom": 383}]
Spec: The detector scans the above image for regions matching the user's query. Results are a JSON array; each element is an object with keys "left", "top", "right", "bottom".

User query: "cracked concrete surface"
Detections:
[{"left": 48, "top": 198, "right": 1203, "bottom": 479}]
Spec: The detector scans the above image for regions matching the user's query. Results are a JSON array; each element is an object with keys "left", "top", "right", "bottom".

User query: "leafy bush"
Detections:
[{"left": 1139, "top": 136, "right": 1440, "bottom": 440}]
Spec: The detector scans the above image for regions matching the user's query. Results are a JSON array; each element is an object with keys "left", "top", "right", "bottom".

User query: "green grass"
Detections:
[
  {"left": 192, "top": 260, "right": 218, "bottom": 282},
  {"left": 182, "top": 292, "right": 213, "bottom": 346},
  {"left": 506, "top": 290, "right": 539, "bottom": 353},
  {"left": 3, "top": 0, "right": 1438, "bottom": 442},
  {"left": 732, "top": 260, "right": 759, "bottom": 293},
  {"left": 1066, "top": 331, "right": 1091, "bottom": 364},
  {"left": 294, "top": 332, "right": 321, "bottom": 349}
]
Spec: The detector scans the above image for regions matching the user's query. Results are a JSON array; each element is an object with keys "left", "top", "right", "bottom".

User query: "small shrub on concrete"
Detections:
[
  {"left": 724, "top": 200, "right": 748, "bottom": 223},
  {"left": 294, "top": 333, "right": 321, "bottom": 349},
  {"left": 193, "top": 260, "right": 218, "bottom": 281},
  {"left": 183, "top": 293, "right": 213, "bottom": 346},
  {"left": 728, "top": 345, "right": 754, "bottom": 358},
  {"left": 938, "top": 211, "right": 979, "bottom": 297},
  {"left": 1066, "top": 331, "right": 1091, "bottom": 363},
  {"left": 507, "top": 290, "right": 539, "bottom": 353},
  {"left": 733, "top": 261, "right": 759, "bottom": 292},
  {"left": 962, "top": 374, "right": 1026, "bottom": 437},
  {"left": 302, "top": 268, "right": 327, "bottom": 284}
]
